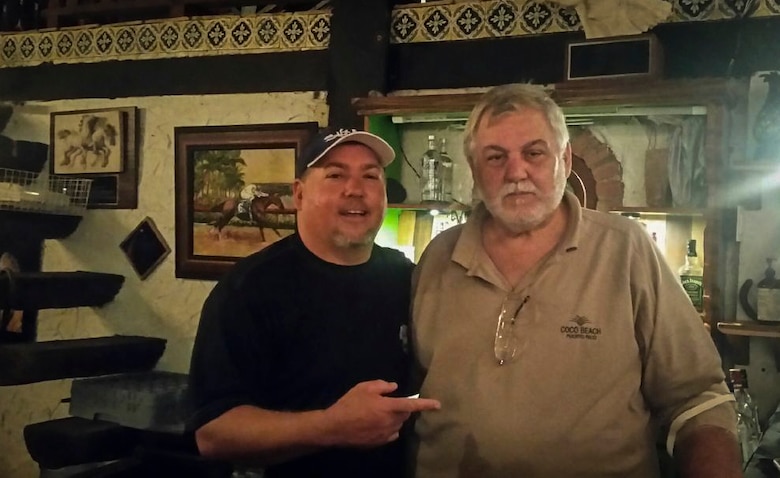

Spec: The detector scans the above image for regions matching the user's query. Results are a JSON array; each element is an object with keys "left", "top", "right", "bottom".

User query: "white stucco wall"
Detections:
[
  {"left": 733, "top": 179, "right": 780, "bottom": 424},
  {"left": 0, "top": 91, "right": 328, "bottom": 478}
]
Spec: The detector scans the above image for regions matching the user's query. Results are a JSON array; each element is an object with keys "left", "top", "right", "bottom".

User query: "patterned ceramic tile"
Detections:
[
  {"left": 309, "top": 13, "right": 331, "bottom": 46},
  {"left": 765, "top": 0, "right": 780, "bottom": 13},
  {"left": 452, "top": 4, "right": 485, "bottom": 39},
  {"left": 1, "top": 0, "right": 780, "bottom": 68},
  {"left": 486, "top": 1, "right": 519, "bottom": 36},
  {"left": 518, "top": 2, "right": 555, "bottom": 34},
  {"left": 673, "top": 0, "right": 717, "bottom": 19},
  {"left": 421, "top": 7, "right": 450, "bottom": 41},
  {"left": 390, "top": 0, "right": 780, "bottom": 43},
  {"left": 0, "top": 10, "right": 330, "bottom": 68},
  {"left": 719, "top": 0, "right": 760, "bottom": 16},
  {"left": 391, "top": 9, "right": 420, "bottom": 43}
]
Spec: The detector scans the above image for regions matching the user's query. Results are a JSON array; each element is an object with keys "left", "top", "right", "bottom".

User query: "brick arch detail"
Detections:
[{"left": 569, "top": 129, "right": 623, "bottom": 211}]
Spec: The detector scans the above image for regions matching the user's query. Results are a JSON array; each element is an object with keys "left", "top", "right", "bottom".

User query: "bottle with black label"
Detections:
[{"left": 679, "top": 239, "right": 704, "bottom": 312}]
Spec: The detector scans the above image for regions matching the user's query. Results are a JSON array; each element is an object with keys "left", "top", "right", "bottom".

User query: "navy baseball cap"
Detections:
[{"left": 296, "top": 127, "right": 395, "bottom": 178}]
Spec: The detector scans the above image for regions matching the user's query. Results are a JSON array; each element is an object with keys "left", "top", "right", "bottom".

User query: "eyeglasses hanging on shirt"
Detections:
[{"left": 494, "top": 294, "right": 530, "bottom": 365}]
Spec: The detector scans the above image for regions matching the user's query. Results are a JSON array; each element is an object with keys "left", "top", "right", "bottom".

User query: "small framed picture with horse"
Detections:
[
  {"left": 174, "top": 122, "right": 319, "bottom": 280},
  {"left": 51, "top": 108, "right": 126, "bottom": 174},
  {"left": 49, "top": 106, "right": 139, "bottom": 209}
]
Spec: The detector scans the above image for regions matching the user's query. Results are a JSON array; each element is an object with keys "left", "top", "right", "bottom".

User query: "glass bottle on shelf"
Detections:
[
  {"left": 439, "top": 137, "right": 453, "bottom": 204},
  {"left": 420, "top": 134, "right": 442, "bottom": 203},
  {"left": 729, "top": 368, "right": 761, "bottom": 465},
  {"left": 757, "top": 257, "right": 780, "bottom": 322},
  {"left": 678, "top": 239, "right": 704, "bottom": 312}
]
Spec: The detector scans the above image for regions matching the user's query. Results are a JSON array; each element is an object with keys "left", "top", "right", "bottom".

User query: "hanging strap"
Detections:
[{"left": 0, "top": 268, "right": 16, "bottom": 331}]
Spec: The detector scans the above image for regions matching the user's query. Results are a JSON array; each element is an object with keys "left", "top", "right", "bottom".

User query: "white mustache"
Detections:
[{"left": 500, "top": 182, "right": 538, "bottom": 196}]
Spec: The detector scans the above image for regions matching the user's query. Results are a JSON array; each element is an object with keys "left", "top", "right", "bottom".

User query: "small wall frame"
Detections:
[
  {"left": 119, "top": 217, "right": 170, "bottom": 280},
  {"left": 49, "top": 106, "right": 139, "bottom": 209}
]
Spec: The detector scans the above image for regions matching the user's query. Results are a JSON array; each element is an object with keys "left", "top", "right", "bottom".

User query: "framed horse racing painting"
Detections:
[{"left": 174, "top": 122, "right": 318, "bottom": 280}]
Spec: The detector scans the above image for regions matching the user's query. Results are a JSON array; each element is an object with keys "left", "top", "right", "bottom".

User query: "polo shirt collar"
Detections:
[{"left": 451, "top": 191, "right": 584, "bottom": 282}]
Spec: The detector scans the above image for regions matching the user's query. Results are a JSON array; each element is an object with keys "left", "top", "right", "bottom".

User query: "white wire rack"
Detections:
[{"left": 0, "top": 167, "right": 92, "bottom": 216}]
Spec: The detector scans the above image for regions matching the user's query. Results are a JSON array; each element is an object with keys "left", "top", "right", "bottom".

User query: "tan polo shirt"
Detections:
[{"left": 411, "top": 192, "right": 735, "bottom": 478}]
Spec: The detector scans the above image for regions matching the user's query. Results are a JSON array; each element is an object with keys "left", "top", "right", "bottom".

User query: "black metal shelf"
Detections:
[
  {"left": 0, "top": 210, "right": 83, "bottom": 240},
  {"left": 0, "top": 335, "right": 166, "bottom": 386},
  {"left": 0, "top": 271, "right": 124, "bottom": 310}
]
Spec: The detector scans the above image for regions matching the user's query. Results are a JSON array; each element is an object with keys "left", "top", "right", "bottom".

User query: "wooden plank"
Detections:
[
  {"left": 327, "top": 0, "right": 393, "bottom": 127},
  {"left": 717, "top": 321, "right": 780, "bottom": 338},
  {"left": 0, "top": 51, "right": 329, "bottom": 102},
  {"left": 353, "top": 78, "right": 744, "bottom": 117},
  {"left": 0, "top": 271, "right": 124, "bottom": 310},
  {"left": 0, "top": 335, "right": 166, "bottom": 386},
  {"left": 24, "top": 417, "right": 139, "bottom": 469},
  {"left": 0, "top": 210, "right": 82, "bottom": 240}
]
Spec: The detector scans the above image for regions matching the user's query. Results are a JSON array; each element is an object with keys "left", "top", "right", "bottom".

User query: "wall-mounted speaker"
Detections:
[{"left": 565, "top": 34, "right": 663, "bottom": 82}]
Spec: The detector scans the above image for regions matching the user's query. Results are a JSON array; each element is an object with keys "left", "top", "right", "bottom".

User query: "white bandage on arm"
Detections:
[{"left": 666, "top": 391, "right": 736, "bottom": 456}]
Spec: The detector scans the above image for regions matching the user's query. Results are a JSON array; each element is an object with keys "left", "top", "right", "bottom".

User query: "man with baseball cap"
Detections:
[{"left": 188, "top": 127, "right": 440, "bottom": 478}]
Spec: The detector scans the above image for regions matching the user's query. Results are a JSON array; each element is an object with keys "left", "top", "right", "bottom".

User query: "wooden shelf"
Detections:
[
  {"left": 24, "top": 417, "right": 139, "bottom": 469},
  {"left": 0, "top": 335, "right": 166, "bottom": 386},
  {"left": 0, "top": 210, "right": 83, "bottom": 239},
  {"left": 610, "top": 207, "right": 706, "bottom": 217},
  {"left": 0, "top": 272, "right": 124, "bottom": 310},
  {"left": 717, "top": 321, "right": 780, "bottom": 338},
  {"left": 389, "top": 202, "right": 469, "bottom": 211}
]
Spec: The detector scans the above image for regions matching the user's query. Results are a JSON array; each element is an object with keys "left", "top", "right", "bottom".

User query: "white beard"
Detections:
[{"left": 479, "top": 160, "right": 568, "bottom": 234}]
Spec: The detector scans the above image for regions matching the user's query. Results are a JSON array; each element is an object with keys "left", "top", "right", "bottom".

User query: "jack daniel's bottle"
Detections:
[{"left": 679, "top": 239, "right": 704, "bottom": 312}]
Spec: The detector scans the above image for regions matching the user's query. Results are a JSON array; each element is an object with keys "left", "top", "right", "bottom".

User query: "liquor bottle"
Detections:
[
  {"left": 757, "top": 257, "right": 780, "bottom": 322},
  {"left": 678, "top": 239, "right": 704, "bottom": 312},
  {"left": 420, "top": 135, "right": 442, "bottom": 203},
  {"left": 439, "top": 137, "right": 453, "bottom": 204},
  {"left": 729, "top": 368, "right": 761, "bottom": 464}
]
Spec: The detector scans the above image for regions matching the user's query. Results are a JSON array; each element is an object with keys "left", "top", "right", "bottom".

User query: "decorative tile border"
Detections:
[
  {"left": 392, "top": 1, "right": 579, "bottom": 43},
  {"left": 0, "top": 11, "right": 330, "bottom": 68},
  {"left": 390, "top": 0, "right": 780, "bottom": 43},
  {"left": 1, "top": 0, "right": 779, "bottom": 68}
]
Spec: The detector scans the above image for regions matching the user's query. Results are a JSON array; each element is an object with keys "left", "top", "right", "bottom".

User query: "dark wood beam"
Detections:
[
  {"left": 0, "top": 50, "right": 328, "bottom": 101},
  {"left": 326, "top": 0, "right": 394, "bottom": 127}
]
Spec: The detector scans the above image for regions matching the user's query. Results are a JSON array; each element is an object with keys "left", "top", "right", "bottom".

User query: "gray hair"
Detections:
[{"left": 463, "top": 83, "right": 569, "bottom": 163}]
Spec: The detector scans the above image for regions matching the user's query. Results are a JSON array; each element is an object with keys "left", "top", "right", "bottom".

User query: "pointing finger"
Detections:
[{"left": 388, "top": 397, "right": 441, "bottom": 413}]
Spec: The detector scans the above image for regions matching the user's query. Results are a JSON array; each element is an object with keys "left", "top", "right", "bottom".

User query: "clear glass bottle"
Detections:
[
  {"left": 678, "top": 239, "right": 704, "bottom": 312},
  {"left": 420, "top": 134, "right": 442, "bottom": 203},
  {"left": 729, "top": 368, "right": 761, "bottom": 464},
  {"left": 439, "top": 137, "right": 453, "bottom": 204}
]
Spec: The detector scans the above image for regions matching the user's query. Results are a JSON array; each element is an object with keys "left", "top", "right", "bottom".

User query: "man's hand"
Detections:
[{"left": 322, "top": 380, "right": 441, "bottom": 447}]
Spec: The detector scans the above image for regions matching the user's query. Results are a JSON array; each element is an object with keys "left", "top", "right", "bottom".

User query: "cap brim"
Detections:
[{"left": 306, "top": 131, "right": 395, "bottom": 170}]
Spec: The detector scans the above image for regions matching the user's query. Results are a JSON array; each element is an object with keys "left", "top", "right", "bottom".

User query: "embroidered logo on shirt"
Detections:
[{"left": 560, "top": 315, "right": 601, "bottom": 340}]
